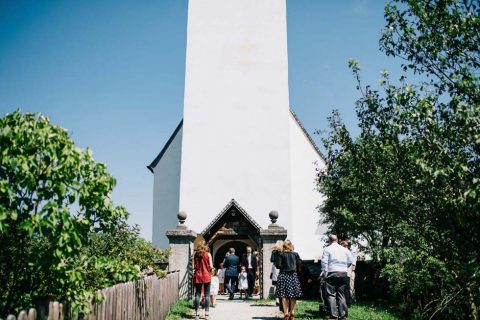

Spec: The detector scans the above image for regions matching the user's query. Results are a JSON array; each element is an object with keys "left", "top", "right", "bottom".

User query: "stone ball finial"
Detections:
[
  {"left": 269, "top": 210, "right": 279, "bottom": 224},
  {"left": 178, "top": 211, "right": 187, "bottom": 225}
]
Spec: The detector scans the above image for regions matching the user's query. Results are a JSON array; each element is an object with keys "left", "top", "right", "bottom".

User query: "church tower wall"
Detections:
[{"left": 179, "top": 0, "right": 292, "bottom": 232}]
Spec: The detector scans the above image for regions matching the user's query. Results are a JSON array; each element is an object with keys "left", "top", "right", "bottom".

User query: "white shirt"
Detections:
[
  {"left": 217, "top": 268, "right": 225, "bottom": 282},
  {"left": 247, "top": 254, "right": 252, "bottom": 268},
  {"left": 210, "top": 276, "right": 219, "bottom": 295},
  {"left": 321, "top": 242, "right": 353, "bottom": 273},
  {"left": 238, "top": 272, "right": 248, "bottom": 290}
]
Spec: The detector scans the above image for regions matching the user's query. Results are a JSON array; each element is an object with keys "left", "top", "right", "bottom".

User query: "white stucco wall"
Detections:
[
  {"left": 152, "top": 127, "right": 183, "bottom": 248},
  {"left": 179, "top": 0, "right": 292, "bottom": 233},
  {"left": 289, "top": 115, "right": 328, "bottom": 259}
]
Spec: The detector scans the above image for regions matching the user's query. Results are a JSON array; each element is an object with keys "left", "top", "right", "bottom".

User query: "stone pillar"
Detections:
[
  {"left": 166, "top": 211, "right": 197, "bottom": 299},
  {"left": 260, "top": 210, "right": 287, "bottom": 298}
]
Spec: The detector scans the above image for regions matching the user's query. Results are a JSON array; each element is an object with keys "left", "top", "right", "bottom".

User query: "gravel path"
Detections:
[{"left": 192, "top": 294, "right": 282, "bottom": 320}]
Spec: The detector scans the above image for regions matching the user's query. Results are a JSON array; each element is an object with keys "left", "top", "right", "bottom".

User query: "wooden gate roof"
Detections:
[{"left": 201, "top": 199, "right": 261, "bottom": 237}]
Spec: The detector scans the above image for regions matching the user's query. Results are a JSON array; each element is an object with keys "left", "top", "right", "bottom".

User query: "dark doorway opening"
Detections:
[{"left": 213, "top": 240, "right": 254, "bottom": 268}]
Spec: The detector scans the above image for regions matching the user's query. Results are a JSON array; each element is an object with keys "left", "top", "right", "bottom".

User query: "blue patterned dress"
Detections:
[{"left": 274, "top": 251, "right": 303, "bottom": 298}]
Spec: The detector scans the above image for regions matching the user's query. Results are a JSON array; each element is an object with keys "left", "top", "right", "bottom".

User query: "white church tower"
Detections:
[{"left": 148, "top": 0, "right": 327, "bottom": 260}]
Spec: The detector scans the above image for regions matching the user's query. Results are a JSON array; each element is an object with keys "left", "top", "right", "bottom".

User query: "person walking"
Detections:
[
  {"left": 241, "top": 246, "right": 259, "bottom": 299},
  {"left": 321, "top": 235, "right": 354, "bottom": 320},
  {"left": 223, "top": 247, "right": 240, "bottom": 300},
  {"left": 217, "top": 262, "right": 225, "bottom": 294},
  {"left": 340, "top": 240, "right": 357, "bottom": 306},
  {"left": 270, "top": 240, "right": 283, "bottom": 306},
  {"left": 193, "top": 241, "right": 213, "bottom": 320},
  {"left": 210, "top": 268, "right": 219, "bottom": 308},
  {"left": 275, "top": 240, "right": 303, "bottom": 320}
]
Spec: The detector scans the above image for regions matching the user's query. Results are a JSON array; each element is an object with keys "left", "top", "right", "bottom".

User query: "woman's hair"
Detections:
[
  {"left": 340, "top": 240, "right": 349, "bottom": 248},
  {"left": 283, "top": 240, "right": 294, "bottom": 252},
  {"left": 195, "top": 240, "right": 208, "bottom": 258},
  {"left": 211, "top": 268, "right": 217, "bottom": 276},
  {"left": 272, "top": 240, "right": 284, "bottom": 251}
]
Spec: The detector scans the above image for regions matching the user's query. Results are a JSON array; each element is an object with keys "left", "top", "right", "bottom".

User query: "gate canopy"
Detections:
[{"left": 201, "top": 199, "right": 262, "bottom": 246}]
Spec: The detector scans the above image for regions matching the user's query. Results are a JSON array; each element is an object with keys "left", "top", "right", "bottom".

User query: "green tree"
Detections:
[
  {"left": 318, "top": 1, "right": 480, "bottom": 319},
  {"left": 83, "top": 220, "right": 168, "bottom": 290},
  {"left": 0, "top": 110, "right": 164, "bottom": 315}
]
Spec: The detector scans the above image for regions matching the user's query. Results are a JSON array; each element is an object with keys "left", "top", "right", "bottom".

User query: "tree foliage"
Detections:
[
  {"left": 83, "top": 220, "right": 167, "bottom": 291},
  {"left": 0, "top": 110, "right": 165, "bottom": 316},
  {"left": 318, "top": 1, "right": 480, "bottom": 319}
]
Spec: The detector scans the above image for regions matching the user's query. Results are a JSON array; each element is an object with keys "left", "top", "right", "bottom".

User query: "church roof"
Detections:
[
  {"left": 201, "top": 199, "right": 261, "bottom": 235},
  {"left": 147, "top": 108, "right": 326, "bottom": 173},
  {"left": 147, "top": 119, "right": 183, "bottom": 173},
  {"left": 289, "top": 107, "right": 327, "bottom": 162}
]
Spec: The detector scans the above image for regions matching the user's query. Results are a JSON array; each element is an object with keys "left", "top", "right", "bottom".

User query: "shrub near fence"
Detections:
[{"left": 4, "top": 271, "right": 180, "bottom": 320}]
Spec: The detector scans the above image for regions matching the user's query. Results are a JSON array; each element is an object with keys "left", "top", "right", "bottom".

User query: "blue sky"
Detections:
[{"left": 0, "top": 0, "right": 401, "bottom": 243}]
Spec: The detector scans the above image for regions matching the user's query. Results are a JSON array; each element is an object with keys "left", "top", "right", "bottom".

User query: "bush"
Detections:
[
  {"left": 317, "top": 1, "right": 480, "bottom": 318},
  {"left": 0, "top": 110, "right": 166, "bottom": 316}
]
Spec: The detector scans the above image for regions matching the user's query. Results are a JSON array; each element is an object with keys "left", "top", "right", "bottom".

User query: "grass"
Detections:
[
  {"left": 165, "top": 299, "right": 194, "bottom": 320},
  {"left": 166, "top": 298, "right": 402, "bottom": 320},
  {"left": 249, "top": 298, "right": 277, "bottom": 306},
  {"left": 294, "top": 300, "right": 403, "bottom": 320}
]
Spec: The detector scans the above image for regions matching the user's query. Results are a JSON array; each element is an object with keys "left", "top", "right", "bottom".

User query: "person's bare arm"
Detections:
[{"left": 209, "top": 253, "right": 214, "bottom": 270}]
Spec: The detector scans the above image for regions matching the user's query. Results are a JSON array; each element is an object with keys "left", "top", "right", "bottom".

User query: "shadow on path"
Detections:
[{"left": 207, "top": 294, "right": 281, "bottom": 320}]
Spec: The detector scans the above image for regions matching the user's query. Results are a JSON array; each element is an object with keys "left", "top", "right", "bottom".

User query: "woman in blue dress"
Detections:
[{"left": 274, "top": 240, "right": 303, "bottom": 319}]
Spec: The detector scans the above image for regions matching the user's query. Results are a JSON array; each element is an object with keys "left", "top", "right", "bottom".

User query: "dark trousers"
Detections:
[
  {"left": 325, "top": 272, "right": 349, "bottom": 319},
  {"left": 224, "top": 275, "right": 238, "bottom": 295},
  {"left": 194, "top": 282, "right": 210, "bottom": 312},
  {"left": 247, "top": 269, "right": 256, "bottom": 296},
  {"left": 345, "top": 276, "right": 353, "bottom": 306}
]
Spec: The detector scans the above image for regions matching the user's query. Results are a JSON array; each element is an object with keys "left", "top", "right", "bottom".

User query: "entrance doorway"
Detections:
[{"left": 201, "top": 199, "right": 264, "bottom": 297}]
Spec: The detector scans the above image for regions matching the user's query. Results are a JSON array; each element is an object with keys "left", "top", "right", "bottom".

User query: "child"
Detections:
[
  {"left": 238, "top": 266, "right": 248, "bottom": 299},
  {"left": 210, "top": 268, "right": 219, "bottom": 307},
  {"left": 217, "top": 263, "right": 225, "bottom": 294}
]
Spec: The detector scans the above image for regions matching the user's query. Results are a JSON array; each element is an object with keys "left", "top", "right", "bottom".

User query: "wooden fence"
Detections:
[
  {"left": 87, "top": 271, "right": 180, "bottom": 320},
  {"left": 5, "top": 271, "right": 180, "bottom": 320}
]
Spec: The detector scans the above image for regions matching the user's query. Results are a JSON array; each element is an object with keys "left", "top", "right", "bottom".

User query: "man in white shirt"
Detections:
[{"left": 321, "top": 235, "right": 353, "bottom": 320}]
